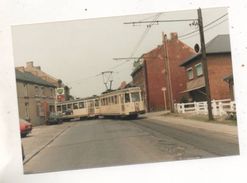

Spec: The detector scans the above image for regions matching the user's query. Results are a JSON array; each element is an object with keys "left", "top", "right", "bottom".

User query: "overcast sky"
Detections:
[{"left": 12, "top": 7, "right": 229, "bottom": 98}]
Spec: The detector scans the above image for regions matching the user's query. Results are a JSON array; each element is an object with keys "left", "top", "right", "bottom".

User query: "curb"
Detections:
[{"left": 23, "top": 125, "right": 71, "bottom": 165}]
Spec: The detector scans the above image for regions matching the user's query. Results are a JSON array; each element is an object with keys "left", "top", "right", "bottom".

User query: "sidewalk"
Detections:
[
  {"left": 143, "top": 111, "right": 238, "bottom": 137},
  {"left": 21, "top": 122, "right": 76, "bottom": 164}
]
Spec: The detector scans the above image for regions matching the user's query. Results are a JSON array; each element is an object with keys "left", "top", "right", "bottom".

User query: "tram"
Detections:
[
  {"left": 55, "top": 87, "right": 145, "bottom": 121},
  {"left": 55, "top": 96, "right": 99, "bottom": 121},
  {"left": 99, "top": 87, "right": 145, "bottom": 119}
]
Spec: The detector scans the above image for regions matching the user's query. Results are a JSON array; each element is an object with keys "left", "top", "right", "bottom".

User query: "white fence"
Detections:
[{"left": 174, "top": 99, "right": 236, "bottom": 116}]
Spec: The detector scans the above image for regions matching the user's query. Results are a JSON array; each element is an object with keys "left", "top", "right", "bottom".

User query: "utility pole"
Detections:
[
  {"left": 162, "top": 33, "right": 174, "bottom": 112},
  {"left": 124, "top": 9, "right": 214, "bottom": 119},
  {"left": 197, "top": 8, "right": 214, "bottom": 120}
]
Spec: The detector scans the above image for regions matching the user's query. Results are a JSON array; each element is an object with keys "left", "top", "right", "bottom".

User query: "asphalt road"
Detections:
[{"left": 24, "top": 117, "right": 239, "bottom": 174}]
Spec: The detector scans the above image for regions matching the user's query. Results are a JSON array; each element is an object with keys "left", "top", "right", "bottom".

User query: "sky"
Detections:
[{"left": 11, "top": 7, "right": 229, "bottom": 98}]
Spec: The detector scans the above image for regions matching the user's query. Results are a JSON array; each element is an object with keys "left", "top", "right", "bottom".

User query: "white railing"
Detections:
[{"left": 174, "top": 99, "right": 235, "bottom": 116}]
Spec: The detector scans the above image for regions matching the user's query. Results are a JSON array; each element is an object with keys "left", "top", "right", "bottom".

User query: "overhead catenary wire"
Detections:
[
  {"left": 180, "top": 18, "right": 228, "bottom": 40},
  {"left": 179, "top": 13, "right": 228, "bottom": 39},
  {"left": 112, "top": 12, "right": 228, "bottom": 71},
  {"left": 68, "top": 12, "right": 229, "bottom": 83},
  {"left": 108, "top": 13, "right": 162, "bottom": 71}
]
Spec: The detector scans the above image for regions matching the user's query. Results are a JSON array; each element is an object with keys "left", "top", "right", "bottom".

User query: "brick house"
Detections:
[
  {"left": 180, "top": 34, "right": 233, "bottom": 102},
  {"left": 16, "top": 61, "right": 71, "bottom": 101},
  {"left": 16, "top": 69, "right": 56, "bottom": 126},
  {"left": 131, "top": 32, "right": 196, "bottom": 112}
]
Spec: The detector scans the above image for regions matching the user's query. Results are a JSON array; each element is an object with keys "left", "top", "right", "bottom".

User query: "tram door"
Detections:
[
  {"left": 88, "top": 100, "right": 95, "bottom": 117},
  {"left": 120, "top": 94, "right": 125, "bottom": 113}
]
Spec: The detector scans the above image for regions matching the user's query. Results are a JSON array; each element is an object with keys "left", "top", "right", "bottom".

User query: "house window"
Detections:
[
  {"left": 36, "top": 101, "right": 44, "bottom": 116},
  {"left": 23, "top": 84, "right": 28, "bottom": 97},
  {"left": 25, "top": 103, "right": 29, "bottom": 120},
  {"left": 187, "top": 68, "right": 193, "bottom": 80},
  {"left": 50, "top": 88, "right": 54, "bottom": 97},
  {"left": 35, "top": 86, "right": 39, "bottom": 96},
  {"left": 41, "top": 87, "right": 45, "bottom": 96},
  {"left": 195, "top": 63, "right": 203, "bottom": 77}
]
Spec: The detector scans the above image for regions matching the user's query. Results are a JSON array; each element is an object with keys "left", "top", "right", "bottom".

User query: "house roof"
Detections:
[
  {"left": 15, "top": 69, "right": 56, "bottom": 87},
  {"left": 131, "top": 63, "right": 144, "bottom": 76},
  {"left": 180, "top": 34, "right": 231, "bottom": 66}
]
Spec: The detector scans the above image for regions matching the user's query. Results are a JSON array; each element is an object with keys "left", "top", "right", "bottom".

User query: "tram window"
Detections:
[
  {"left": 62, "top": 105, "right": 67, "bottom": 112},
  {"left": 125, "top": 93, "right": 130, "bottom": 103},
  {"left": 131, "top": 92, "right": 140, "bottom": 102},
  {"left": 141, "top": 92, "right": 144, "bottom": 101},
  {"left": 67, "top": 104, "right": 72, "bottom": 109},
  {"left": 111, "top": 96, "right": 114, "bottom": 104},
  {"left": 57, "top": 105, "right": 61, "bottom": 112},
  {"left": 95, "top": 100, "right": 99, "bottom": 107},
  {"left": 105, "top": 98, "right": 108, "bottom": 106},
  {"left": 73, "top": 103, "right": 78, "bottom": 109},
  {"left": 79, "top": 102, "right": 84, "bottom": 108},
  {"left": 114, "top": 96, "right": 118, "bottom": 104}
]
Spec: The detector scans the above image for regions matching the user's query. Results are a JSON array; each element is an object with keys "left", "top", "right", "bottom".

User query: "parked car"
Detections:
[
  {"left": 19, "top": 119, "right": 32, "bottom": 137},
  {"left": 46, "top": 112, "right": 63, "bottom": 125}
]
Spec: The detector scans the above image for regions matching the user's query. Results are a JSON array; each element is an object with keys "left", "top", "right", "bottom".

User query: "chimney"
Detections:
[
  {"left": 35, "top": 66, "right": 41, "bottom": 70},
  {"left": 170, "top": 32, "right": 178, "bottom": 40},
  {"left": 26, "top": 61, "right": 34, "bottom": 68}
]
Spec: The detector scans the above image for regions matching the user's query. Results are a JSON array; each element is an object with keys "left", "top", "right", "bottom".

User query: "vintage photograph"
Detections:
[{"left": 11, "top": 7, "right": 239, "bottom": 174}]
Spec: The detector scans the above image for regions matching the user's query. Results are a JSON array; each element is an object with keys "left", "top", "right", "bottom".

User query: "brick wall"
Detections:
[
  {"left": 183, "top": 53, "right": 233, "bottom": 101},
  {"left": 167, "top": 38, "right": 196, "bottom": 104},
  {"left": 145, "top": 48, "right": 166, "bottom": 111},
  {"left": 207, "top": 54, "right": 232, "bottom": 100},
  {"left": 131, "top": 33, "right": 196, "bottom": 112}
]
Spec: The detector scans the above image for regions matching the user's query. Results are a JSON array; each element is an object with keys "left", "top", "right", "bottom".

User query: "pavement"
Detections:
[
  {"left": 143, "top": 111, "right": 238, "bottom": 137},
  {"left": 21, "top": 112, "right": 238, "bottom": 165},
  {"left": 21, "top": 122, "right": 77, "bottom": 164}
]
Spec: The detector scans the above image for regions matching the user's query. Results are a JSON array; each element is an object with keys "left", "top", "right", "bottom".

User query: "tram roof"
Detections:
[
  {"left": 100, "top": 87, "right": 141, "bottom": 96},
  {"left": 56, "top": 96, "right": 98, "bottom": 104}
]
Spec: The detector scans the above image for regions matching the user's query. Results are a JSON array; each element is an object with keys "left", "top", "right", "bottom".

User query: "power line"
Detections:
[
  {"left": 109, "top": 13, "right": 162, "bottom": 71},
  {"left": 130, "top": 13, "right": 162, "bottom": 57},
  {"left": 124, "top": 18, "right": 198, "bottom": 25},
  {"left": 180, "top": 18, "right": 228, "bottom": 40},
  {"left": 179, "top": 13, "right": 228, "bottom": 39}
]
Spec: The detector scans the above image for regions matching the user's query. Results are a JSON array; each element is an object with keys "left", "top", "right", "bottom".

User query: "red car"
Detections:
[{"left": 19, "top": 119, "right": 32, "bottom": 137}]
